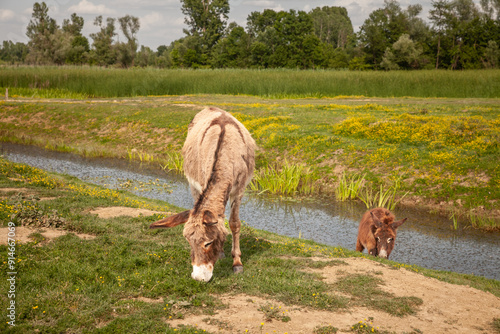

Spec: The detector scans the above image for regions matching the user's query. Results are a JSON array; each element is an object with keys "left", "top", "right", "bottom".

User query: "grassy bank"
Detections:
[
  {"left": 1, "top": 157, "right": 499, "bottom": 333},
  {"left": 1, "top": 94, "right": 499, "bottom": 230},
  {"left": 1, "top": 67, "right": 500, "bottom": 98}
]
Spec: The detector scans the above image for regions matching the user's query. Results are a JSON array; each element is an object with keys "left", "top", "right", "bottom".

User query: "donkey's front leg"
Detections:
[{"left": 229, "top": 196, "right": 243, "bottom": 274}]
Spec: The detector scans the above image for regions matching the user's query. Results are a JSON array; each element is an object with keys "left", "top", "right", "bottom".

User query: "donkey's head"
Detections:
[
  {"left": 150, "top": 209, "right": 228, "bottom": 282},
  {"left": 371, "top": 211, "right": 407, "bottom": 259}
]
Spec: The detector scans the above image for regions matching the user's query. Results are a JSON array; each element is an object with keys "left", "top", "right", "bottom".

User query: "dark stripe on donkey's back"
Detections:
[{"left": 193, "top": 123, "right": 228, "bottom": 215}]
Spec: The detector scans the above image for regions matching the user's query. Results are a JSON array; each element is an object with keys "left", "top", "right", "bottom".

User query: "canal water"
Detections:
[{"left": 1, "top": 143, "right": 499, "bottom": 280}]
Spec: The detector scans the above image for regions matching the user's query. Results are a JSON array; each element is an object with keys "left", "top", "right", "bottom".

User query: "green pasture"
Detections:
[
  {"left": 1, "top": 67, "right": 500, "bottom": 98},
  {"left": 1, "top": 158, "right": 499, "bottom": 333},
  {"left": 0, "top": 91, "right": 499, "bottom": 229}
]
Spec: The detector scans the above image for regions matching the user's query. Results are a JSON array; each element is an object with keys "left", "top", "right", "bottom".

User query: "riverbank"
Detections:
[
  {"left": 1, "top": 95, "right": 499, "bottom": 230},
  {"left": 3, "top": 141, "right": 499, "bottom": 280},
  {"left": 1, "top": 157, "right": 499, "bottom": 333}
]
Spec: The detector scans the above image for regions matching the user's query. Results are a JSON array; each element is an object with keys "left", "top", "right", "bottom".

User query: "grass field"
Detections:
[
  {"left": 1, "top": 67, "right": 500, "bottom": 98},
  {"left": 1, "top": 91, "right": 499, "bottom": 230},
  {"left": 1, "top": 157, "right": 499, "bottom": 333}
]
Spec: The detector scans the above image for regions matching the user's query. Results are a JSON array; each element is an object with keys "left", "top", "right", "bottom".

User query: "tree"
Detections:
[
  {"left": 90, "top": 16, "right": 117, "bottom": 66},
  {"left": 480, "top": 0, "right": 500, "bottom": 20},
  {"left": 157, "top": 45, "right": 168, "bottom": 57},
  {"left": 169, "top": 36, "right": 206, "bottom": 68},
  {"left": 180, "top": 0, "right": 229, "bottom": 51},
  {"left": 359, "top": 0, "right": 429, "bottom": 68},
  {"left": 117, "top": 15, "right": 140, "bottom": 67},
  {"left": 482, "top": 40, "right": 500, "bottom": 68},
  {"left": 381, "top": 34, "right": 424, "bottom": 69},
  {"left": 327, "top": 47, "right": 350, "bottom": 68},
  {"left": 309, "top": 6, "right": 354, "bottom": 49},
  {"left": 247, "top": 9, "right": 324, "bottom": 68},
  {"left": 62, "top": 13, "right": 89, "bottom": 64},
  {"left": 246, "top": 9, "right": 278, "bottom": 37},
  {"left": 429, "top": 0, "right": 482, "bottom": 69},
  {"left": 135, "top": 45, "right": 157, "bottom": 67},
  {"left": 212, "top": 23, "right": 251, "bottom": 68},
  {"left": 429, "top": 0, "right": 450, "bottom": 68},
  {"left": 0, "top": 41, "right": 28, "bottom": 64},
  {"left": 272, "top": 10, "right": 317, "bottom": 68},
  {"left": 26, "top": 2, "right": 58, "bottom": 64},
  {"left": 62, "top": 13, "right": 84, "bottom": 35},
  {"left": 358, "top": 0, "right": 406, "bottom": 67}
]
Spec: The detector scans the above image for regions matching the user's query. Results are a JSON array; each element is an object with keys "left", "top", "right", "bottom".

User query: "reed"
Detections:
[
  {"left": 250, "top": 160, "right": 314, "bottom": 196},
  {"left": 126, "top": 148, "right": 156, "bottom": 163},
  {"left": 160, "top": 152, "right": 184, "bottom": 174},
  {"left": 299, "top": 171, "right": 316, "bottom": 196},
  {"left": 449, "top": 209, "right": 459, "bottom": 230},
  {"left": 335, "top": 173, "right": 366, "bottom": 201},
  {"left": 1, "top": 67, "right": 499, "bottom": 98},
  {"left": 358, "top": 182, "right": 409, "bottom": 211},
  {"left": 468, "top": 211, "right": 498, "bottom": 231}
]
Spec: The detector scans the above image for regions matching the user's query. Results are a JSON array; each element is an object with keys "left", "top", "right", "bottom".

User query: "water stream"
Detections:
[{"left": 1, "top": 142, "right": 499, "bottom": 280}]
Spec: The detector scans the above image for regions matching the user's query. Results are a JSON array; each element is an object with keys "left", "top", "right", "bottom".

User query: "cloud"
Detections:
[
  {"left": 244, "top": 1, "right": 277, "bottom": 6},
  {"left": 0, "top": 9, "right": 19, "bottom": 22},
  {"left": 68, "top": 0, "right": 116, "bottom": 15},
  {"left": 139, "top": 12, "right": 163, "bottom": 31}
]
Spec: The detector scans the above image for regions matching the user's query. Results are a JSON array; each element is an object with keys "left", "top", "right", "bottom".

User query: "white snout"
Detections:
[
  {"left": 191, "top": 264, "right": 213, "bottom": 282},
  {"left": 378, "top": 249, "right": 388, "bottom": 258}
]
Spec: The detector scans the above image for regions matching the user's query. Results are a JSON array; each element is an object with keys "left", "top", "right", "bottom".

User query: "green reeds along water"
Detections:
[
  {"left": 358, "top": 183, "right": 409, "bottom": 211},
  {"left": 250, "top": 160, "right": 315, "bottom": 196},
  {"left": 160, "top": 152, "right": 184, "bottom": 174},
  {"left": 1, "top": 67, "right": 499, "bottom": 98},
  {"left": 335, "top": 173, "right": 365, "bottom": 201},
  {"left": 335, "top": 173, "right": 409, "bottom": 211}
]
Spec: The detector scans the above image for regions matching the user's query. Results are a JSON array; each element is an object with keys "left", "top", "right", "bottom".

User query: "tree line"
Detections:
[{"left": 1, "top": 0, "right": 499, "bottom": 70}]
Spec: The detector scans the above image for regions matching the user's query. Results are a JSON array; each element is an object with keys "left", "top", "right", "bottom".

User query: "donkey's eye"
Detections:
[
  {"left": 204, "top": 241, "right": 213, "bottom": 248},
  {"left": 387, "top": 238, "right": 393, "bottom": 243},
  {"left": 203, "top": 222, "right": 218, "bottom": 227},
  {"left": 376, "top": 237, "right": 380, "bottom": 242}
]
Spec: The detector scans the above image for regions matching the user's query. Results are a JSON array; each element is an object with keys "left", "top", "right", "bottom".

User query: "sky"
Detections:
[{"left": 1, "top": 0, "right": 445, "bottom": 51}]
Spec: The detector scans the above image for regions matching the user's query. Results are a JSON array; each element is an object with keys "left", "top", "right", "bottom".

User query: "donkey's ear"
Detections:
[
  {"left": 149, "top": 210, "right": 191, "bottom": 229},
  {"left": 202, "top": 210, "right": 218, "bottom": 226},
  {"left": 370, "top": 211, "right": 383, "bottom": 228},
  {"left": 391, "top": 218, "right": 407, "bottom": 229}
]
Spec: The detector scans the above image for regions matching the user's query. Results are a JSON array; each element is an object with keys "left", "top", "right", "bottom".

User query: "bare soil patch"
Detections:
[
  {"left": 89, "top": 206, "right": 168, "bottom": 219},
  {"left": 0, "top": 188, "right": 57, "bottom": 201},
  {"left": 0, "top": 226, "right": 95, "bottom": 245},
  {"left": 0, "top": 187, "right": 32, "bottom": 194},
  {"left": 166, "top": 257, "right": 500, "bottom": 333}
]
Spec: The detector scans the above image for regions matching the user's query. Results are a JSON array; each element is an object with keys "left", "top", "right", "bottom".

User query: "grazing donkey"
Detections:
[
  {"left": 150, "top": 107, "right": 256, "bottom": 282},
  {"left": 355, "top": 207, "right": 407, "bottom": 259}
]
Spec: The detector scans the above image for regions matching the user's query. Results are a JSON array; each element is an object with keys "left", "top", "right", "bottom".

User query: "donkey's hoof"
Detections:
[
  {"left": 219, "top": 251, "right": 226, "bottom": 259},
  {"left": 233, "top": 265, "right": 244, "bottom": 274}
]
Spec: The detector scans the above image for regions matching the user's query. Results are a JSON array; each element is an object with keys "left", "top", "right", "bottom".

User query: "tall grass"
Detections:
[
  {"left": 250, "top": 160, "right": 315, "bottom": 196},
  {"left": 335, "top": 173, "right": 409, "bottom": 211},
  {"left": 160, "top": 152, "right": 184, "bottom": 174},
  {"left": 1, "top": 86, "right": 90, "bottom": 99},
  {"left": 467, "top": 211, "right": 499, "bottom": 231},
  {"left": 358, "top": 183, "right": 409, "bottom": 211},
  {"left": 1, "top": 66, "right": 499, "bottom": 98},
  {"left": 335, "top": 173, "right": 366, "bottom": 201},
  {"left": 126, "top": 148, "right": 156, "bottom": 163}
]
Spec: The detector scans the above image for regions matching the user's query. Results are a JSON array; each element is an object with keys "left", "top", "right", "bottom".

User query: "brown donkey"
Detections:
[
  {"left": 356, "top": 207, "right": 407, "bottom": 259},
  {"left": 150, "top": 107, "right": 256, "bottom": 282}
]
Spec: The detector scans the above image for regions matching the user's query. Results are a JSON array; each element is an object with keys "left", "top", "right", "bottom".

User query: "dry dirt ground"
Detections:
[
  {"left": 164, "top": 257, "right": 500, "bottom": 334},
  {"left": 1, "top": 206, "right": 499, "bottom": 334}
]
